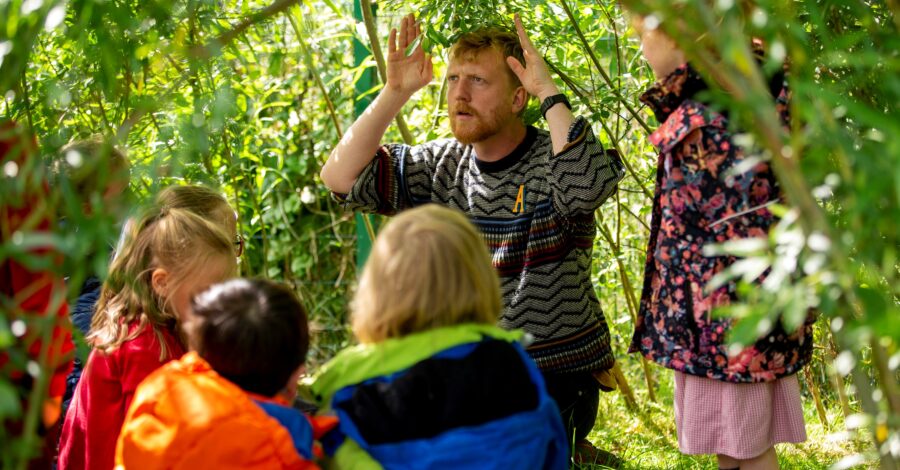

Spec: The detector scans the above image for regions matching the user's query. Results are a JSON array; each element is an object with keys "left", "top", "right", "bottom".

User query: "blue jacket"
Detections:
[{"left": 311, "top": 324, "right": 568, "bottom": 470}]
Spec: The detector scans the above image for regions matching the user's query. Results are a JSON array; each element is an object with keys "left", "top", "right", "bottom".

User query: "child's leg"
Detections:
[
  {"left": 717, "top": 454, "right": 740, "bottom": 469},
  {"left": 717, "top": 446, "right": 779, "bottom": 470},
  {"left": 739, "top": 446, "right": 778, "bottom": 470}
]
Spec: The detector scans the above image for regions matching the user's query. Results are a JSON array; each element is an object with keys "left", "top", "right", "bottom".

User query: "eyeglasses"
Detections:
[{"left": 234, "top": 234, "right": 245, "bottom": 257}]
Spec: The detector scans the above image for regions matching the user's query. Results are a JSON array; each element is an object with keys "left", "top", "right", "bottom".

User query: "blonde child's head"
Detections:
[
  {"left": 351, "top": 204, "right": 501, "bottom": 343},
  {"left": 156, "top": 185, "right": 239, "bottom": 250},
  {"left": 113, "top": 185, "right": 241, "bottom": 260},
  {"left": 90, "top": 201, "right": 237, "bottom": 358}
]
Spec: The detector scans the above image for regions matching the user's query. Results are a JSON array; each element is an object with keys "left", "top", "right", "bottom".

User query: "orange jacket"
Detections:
[{"left": 115, "top": 352, "right": 319, "bottom": 470}]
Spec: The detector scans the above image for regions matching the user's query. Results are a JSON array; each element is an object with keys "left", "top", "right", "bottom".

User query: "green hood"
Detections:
[{"left": 310, "top": 323, "right": 523, "bottom": 406}]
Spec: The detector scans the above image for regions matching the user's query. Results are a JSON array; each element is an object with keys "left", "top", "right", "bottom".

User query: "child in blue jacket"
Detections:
[{"left": 311, "top": 204, "right": 568, "bottom": 470}]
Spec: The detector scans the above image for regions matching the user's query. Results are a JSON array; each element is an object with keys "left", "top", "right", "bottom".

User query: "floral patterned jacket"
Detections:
[{"left": 628, "top": 64, "right": 813, "bottom": 383}]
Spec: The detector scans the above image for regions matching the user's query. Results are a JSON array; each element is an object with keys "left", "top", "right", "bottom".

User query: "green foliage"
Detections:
[{"left": 2, "top": 0, "right": 898, "bottom": 468}]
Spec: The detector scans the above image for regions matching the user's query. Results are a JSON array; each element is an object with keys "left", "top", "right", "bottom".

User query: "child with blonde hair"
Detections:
[
  {"left": 58, "top": 196, "right": 237, "bottom": 470},
  {"left": 61, "top": 184, "right": 241, "bottom": 420},
  {"left": 311, "top": 204, "right": 567, "bottom": 469}
]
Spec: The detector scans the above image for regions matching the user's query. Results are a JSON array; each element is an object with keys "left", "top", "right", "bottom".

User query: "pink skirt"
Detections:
[{"left": 674, "top": 371, "right": 807, "bottom": 459}]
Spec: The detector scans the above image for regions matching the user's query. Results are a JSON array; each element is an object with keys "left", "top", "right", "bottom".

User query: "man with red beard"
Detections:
[{"left": 321, "top": 13, "right": 624, "bottom": 463}]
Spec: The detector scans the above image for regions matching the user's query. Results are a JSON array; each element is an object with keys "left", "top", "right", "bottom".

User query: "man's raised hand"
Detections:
[
  {"left": 506, "top": 13, "right": 560, "bottom": 101},
  {"left": 387, "top": 13, "right": 433, "bottom": 98}
]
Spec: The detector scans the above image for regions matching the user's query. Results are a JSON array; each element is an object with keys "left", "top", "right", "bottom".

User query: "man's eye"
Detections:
[
  {"left": 472, "top": 77, "right": 484, "bottom": 83},
  {"left": 448, "top": 75, "right": 459, "bottom": 82}
]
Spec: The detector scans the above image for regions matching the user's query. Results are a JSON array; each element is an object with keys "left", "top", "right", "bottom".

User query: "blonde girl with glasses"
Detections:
[
  {"left": 58, "top": 197, "right": 237, "bottom": 470},
  {"left": 61, "top": 184, "right": 242, "bottom": 426}
]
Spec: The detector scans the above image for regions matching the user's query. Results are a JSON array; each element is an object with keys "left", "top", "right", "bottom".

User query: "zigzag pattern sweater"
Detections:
[{"left": 342, "top": 117, "right": 625, "bottom": 372}]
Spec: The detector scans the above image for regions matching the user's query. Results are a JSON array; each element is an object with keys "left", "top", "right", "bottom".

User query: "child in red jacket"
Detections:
[{"left": 58, "top": 200, "right": 238, "bottom": 470}]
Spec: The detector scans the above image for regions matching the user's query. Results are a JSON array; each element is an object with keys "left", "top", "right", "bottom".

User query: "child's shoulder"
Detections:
[
  {"left": 118, "top": 321, "right": 183, "bottom": 357},
  {"left": 120, "top": 359, "right": 307, "bottom": 468},
  {"left": 134, "top": 353, "right": 257, "bottom": 424}
]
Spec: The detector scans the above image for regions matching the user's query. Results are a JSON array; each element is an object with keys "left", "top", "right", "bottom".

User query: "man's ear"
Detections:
[
  {"left": 512, "top": 86, "right": 528, "bottom": 114},
  {"left": 151, "top": 268, "right": 169, "bottom": 297}
]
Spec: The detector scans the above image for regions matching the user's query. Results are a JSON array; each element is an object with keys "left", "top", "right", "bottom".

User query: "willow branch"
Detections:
[
  {"left": 359, "top": 0, "right": 415, "bottom": 145},
  {"left": 188, "top": 0, "right": 302, "bottom": 59},
  {"left": 559, "top": 0, "right": 651, "bottom": 134},
  {"left": 287, "top": 11, "right": 343, "bottom": 142}
]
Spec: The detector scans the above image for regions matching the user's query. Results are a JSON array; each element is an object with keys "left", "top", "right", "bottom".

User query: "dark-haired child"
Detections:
[{"left": 116, "top": 278, "right": 330, "bottom": 470}]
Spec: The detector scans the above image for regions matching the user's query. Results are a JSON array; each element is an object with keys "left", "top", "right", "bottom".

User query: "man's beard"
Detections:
[{"left": 449, "top": 103, "right": 510, "bottom": 145}]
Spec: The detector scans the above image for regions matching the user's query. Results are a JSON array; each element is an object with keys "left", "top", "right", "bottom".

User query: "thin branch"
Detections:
[
  {"left": 620, "top": 200, "right": 651, "bottom": 232},
  {"left": 20, "top": 75, "right": 35, "bottom": 132},
  {"left": 559, "top": 0, "right": 651, "bottom": 134},
  {"left": 93, "top": 88, "right": 113, "bottom": 133},
  {"left": 430, "top": 67, "right": 449, "bottom": 133},
  {"left": 358, "top": 0, "right": 415, "bottom": 145},
  {"left": 188, "top": 0, "right": 303, "bottom": 59},
  {"left": 287, "top": 10, "right": 343, "bottom": 142},
  {"left": 596, "top": 215, "right": 656, "bottom": 403},
  {"left": 599, "top": 1, "right": 625, "bottom": 138}
]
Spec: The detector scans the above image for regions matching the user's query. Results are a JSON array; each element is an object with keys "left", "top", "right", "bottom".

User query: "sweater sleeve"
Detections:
[
  {"left": 337, "top": 143, "right": 437, "bottom": 215},
  {"left": 547, "top": 117, "right": 625, "bottom": 217}
]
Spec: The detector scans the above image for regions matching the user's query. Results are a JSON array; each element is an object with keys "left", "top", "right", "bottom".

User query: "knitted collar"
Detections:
[
  {"left": 474, "top": 125, "right": 538, "bottom": 174},
  {"left": 639, "top": 63, "right": 708, "bottom": 124}
]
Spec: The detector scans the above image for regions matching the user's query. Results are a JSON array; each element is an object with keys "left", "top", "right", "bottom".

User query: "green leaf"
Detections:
[
  {"left": 702, "top": 237, "right": 768, "bottom": 258},
  {"left": 0, "top": 381, "right": 22, "bottom": 419},
  {"left": 781, "top": 288, "right": 808, "bottom": 332}
]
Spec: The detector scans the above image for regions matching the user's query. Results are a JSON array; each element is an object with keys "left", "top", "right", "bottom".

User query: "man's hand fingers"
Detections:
[
  {"left": 513, "top": 14, "right": 538, "bottom": 56},
  {"left": 406, "top": 13, "right": 416, "bottom": 46},
  {"left": 399, "top": 15, "right": 409, "bottom": 49},
  {"left": 389, "top": 28, "right": 398, "bottom": 54},
  {"left": 506, "top": 56, "right": 526, "bottom": 82},
  {"left": 423, "top": 54, "right": 434, "bottom": 80}
]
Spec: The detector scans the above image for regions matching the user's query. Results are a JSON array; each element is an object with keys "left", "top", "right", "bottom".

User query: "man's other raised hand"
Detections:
[{"left": 506, "top": 13, "right": 560, "bottom": 101}]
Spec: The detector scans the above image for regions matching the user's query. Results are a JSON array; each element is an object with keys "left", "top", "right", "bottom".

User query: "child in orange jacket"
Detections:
[{"left": 116, "top": 278, "right": 332, "bottom": 470}]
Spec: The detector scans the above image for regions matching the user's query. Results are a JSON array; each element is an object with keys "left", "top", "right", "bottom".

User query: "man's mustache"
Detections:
[{"left": 451, "top": 104, "right": 478, "bottom": 117}]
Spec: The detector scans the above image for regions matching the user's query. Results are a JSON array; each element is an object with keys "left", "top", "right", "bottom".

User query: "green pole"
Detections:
[{"left": 352, "top": 0, "right": 376, "bottom": 267}]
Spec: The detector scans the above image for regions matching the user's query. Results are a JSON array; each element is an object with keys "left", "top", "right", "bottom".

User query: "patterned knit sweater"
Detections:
[{"left": 342, "top": 117, "right": 625, "bottom": 373}]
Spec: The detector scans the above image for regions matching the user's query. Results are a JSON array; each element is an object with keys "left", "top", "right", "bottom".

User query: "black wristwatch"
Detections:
[{"left": 540, "top": 94, "right": 572, "bottom": 119}]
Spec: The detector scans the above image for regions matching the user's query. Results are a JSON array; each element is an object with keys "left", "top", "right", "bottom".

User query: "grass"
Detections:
[{"left": 578, "top": 366, "right": 873, "bottom": 469}]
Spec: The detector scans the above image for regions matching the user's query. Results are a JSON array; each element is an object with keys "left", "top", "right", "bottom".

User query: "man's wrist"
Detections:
[
  {"left": 536, "top": 85, "right": 562, "bottom": 102},
  {"left": 540, "top": 94, "right": 572, "bottom": 119},
  {"left": 381, "top": 86, "right": 414, "bottom": 102},
  {"left": 378, "top": 87, "right": 414, "bottom": 113}
]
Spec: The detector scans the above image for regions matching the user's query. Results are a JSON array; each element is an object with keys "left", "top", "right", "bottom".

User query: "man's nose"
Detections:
[{"left": 451, "top": 82, "right": 471, "bottom": 102}]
